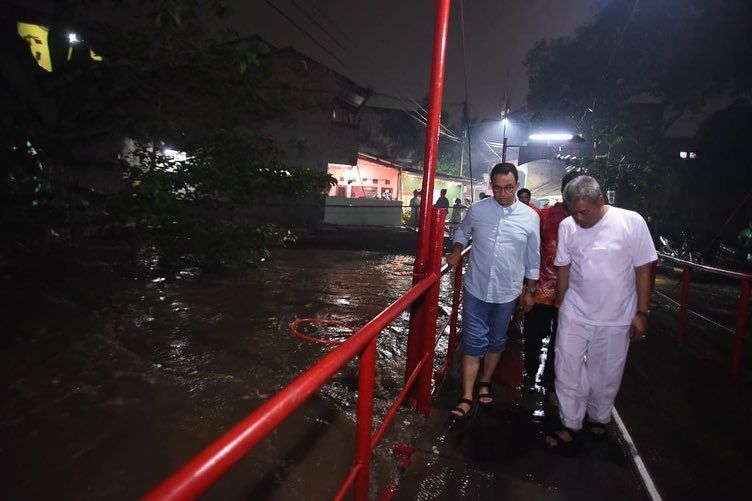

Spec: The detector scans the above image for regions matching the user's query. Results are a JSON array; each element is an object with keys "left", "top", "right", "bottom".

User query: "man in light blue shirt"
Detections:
[{"left": 446, "top": 163, "right": 540, "bottom": 423}]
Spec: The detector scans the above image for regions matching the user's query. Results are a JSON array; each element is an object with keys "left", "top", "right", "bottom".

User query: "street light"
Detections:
[{"left": 529, "top": 132, "right": 574, "bottom": 142}]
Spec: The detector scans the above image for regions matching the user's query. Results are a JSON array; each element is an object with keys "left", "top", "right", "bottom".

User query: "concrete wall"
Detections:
[
  {"left": 521, "top": 159, "right": 567, "bottom": 194},
  {"left": 323, "top": 196, "right": 403, "bottom": 226}
]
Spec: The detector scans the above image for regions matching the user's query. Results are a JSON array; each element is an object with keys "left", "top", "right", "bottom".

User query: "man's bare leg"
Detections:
[
  {"left": 451, "top": 354, "right": 481, "bottom": 416},
  {"left": 476, "top": 351, "right": 502, "bottom": 403}
]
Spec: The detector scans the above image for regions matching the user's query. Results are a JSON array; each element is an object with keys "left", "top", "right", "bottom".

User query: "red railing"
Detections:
[
  {"left": 144, "top": 209, "right": 469, "bottom": 500},
  {"left": 146, "top": 2, "right": 459, "bottom": 498},
  {"left": 655, "top": 253, "right": 751, "bottom": 383}
]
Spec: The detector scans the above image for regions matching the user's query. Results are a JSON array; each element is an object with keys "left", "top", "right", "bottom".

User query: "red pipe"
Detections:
[
  {"left": 354, "top": 337, "right": 377, "bottom": 500},
  {"left": 333, "top": 463, "right": 362, "bottom": 501},
  {"left": 415, "top": 208, "right": 447, "bottom": 414},
  {"left": 405, "top": 0, "right": 453, "bottom": 387},
  {"left": 371, "top": 354, "right": 428, "bottom": 450},
  {"left": 447, "top": 254, "right": 464, "bottom": 370},
  {"left": 731, "top": 279, "right": 750, "bottom": 383},
  {"left": 144, "top": 275, "right": 438, "bottom": 501},
  {"left": 678, "top": 265, "right": 691, "bottom": 345}
]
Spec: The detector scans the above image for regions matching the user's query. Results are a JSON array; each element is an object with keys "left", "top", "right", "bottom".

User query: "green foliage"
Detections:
[
  {"left": 2, "top": 0, "right": 328, "bottom": 265},
  {"left": 118, "top": 129, "right": 334, "bottom": 265}
]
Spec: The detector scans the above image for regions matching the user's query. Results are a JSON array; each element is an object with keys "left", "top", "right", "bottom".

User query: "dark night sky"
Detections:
[{"left": 221, "top": 0, "right": 595, "bottom": 123}]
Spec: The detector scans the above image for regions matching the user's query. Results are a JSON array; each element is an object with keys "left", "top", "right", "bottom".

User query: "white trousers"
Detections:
[{"left": 554, "top": 313, "right": 631, "bottom": 431}]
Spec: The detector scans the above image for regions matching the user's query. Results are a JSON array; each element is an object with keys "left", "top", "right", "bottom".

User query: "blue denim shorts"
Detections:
[{"left": 461, "top": 290, "right": 517, "bottom": 356}]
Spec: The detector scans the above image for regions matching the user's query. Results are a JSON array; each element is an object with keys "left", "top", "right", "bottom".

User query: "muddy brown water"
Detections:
[{"left": 0, "top": 247, "right": 455, "bottom": 500}]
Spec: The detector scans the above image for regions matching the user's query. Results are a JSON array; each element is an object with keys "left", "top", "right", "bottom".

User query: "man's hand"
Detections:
[
  {"left": 629, "top": 314, "right": 648, "bottom": 341},
  {"left": 519, "top": 291, "right": 535, "bottom": 313},
  {"left": 445, "top": 248, "right": 462, "bottom": 269}
]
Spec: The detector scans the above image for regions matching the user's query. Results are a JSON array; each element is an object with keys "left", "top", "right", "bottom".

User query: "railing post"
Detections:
[
  {"left": 405, "top": 0, "right": 452, "bottom": 388},
  {"left": 354, "top": 337, "right": 377, "bottom": 500},
  {"left": 678, "top": 265, "right": 691, "bottom": 345},
  {"left": 446, "top": 255, "right": 464, "bottom": 370},
  {"left": 731, "top": 279, "right": 750, "bottom": 384},
  {"left": 413, "top": 208, "right": 446, "bottom": 413}
]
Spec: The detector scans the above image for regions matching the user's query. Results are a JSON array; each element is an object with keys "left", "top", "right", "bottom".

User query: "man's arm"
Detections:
[
  {"left": 555, "top": 264, "right": 570, "bottom": 308},
  {"left": 630, "top": 262, "right": 654, "bottom": 340},
  {"left": 446, "top": 242, "right": 464, "bottom": 268},
  {"left": 519, "top": 215, "right": 541, "bottom": 313},
  {"left": 446, "top": 205, "right": 472, "bottom": 268}
]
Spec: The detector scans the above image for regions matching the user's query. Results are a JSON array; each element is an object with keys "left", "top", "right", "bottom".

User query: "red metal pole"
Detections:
[
  {"left": 415, "top": 208, "right": 447, "bottom": 414},
  {"left": 731, "top": 279, "right": 750, "bottom": 384},
  {"left": 677, "top": 265, "right": 691, "bottom": 345},
  {"left": 354, "top": 337, "right": 377, "bottom": 500},
  {"left": 446, "top": 254, "right": 464, "bottom": 369},
  {"left": 405, "top": 0, "right": 453, "bottom": 386}
]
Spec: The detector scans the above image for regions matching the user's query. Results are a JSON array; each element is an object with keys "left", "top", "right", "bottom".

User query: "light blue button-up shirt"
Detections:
[{"left": 453, "top": 197, "right": 541, "bottom": 304}]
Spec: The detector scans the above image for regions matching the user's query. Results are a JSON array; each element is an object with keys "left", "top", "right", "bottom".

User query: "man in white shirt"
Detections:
[
  {"left": 545, "top": 176, "right": 657, "bottom": 450},
  {"left": 446, "top": 163, "right": 540, "bottom": 423}
]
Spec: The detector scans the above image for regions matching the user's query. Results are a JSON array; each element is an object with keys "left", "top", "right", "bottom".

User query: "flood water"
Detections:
[{"left": 0, "top": 246, "right": 455, "bottom": 499}]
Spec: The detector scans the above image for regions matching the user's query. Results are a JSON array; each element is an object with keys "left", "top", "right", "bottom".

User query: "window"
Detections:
[
  {"left": 384, "top": 179, "right": 391, "bottom": 185},
  {"left": 339, "top": 176, "right": 345, "bottom": 182},
  {"left": 332, "top": 99, "right": 357, "bottom": 127},
  {"left": 680, "top": 151, "right": 697, "bottom": 159},
  {"left": 372, "top": 179, "right": 379, "bottom": 184}
]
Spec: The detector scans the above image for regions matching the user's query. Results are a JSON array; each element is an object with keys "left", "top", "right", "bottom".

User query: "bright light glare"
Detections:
[
  {"left": 501, "top": 117, "right": 509, "bottom": 125},
  {"left": 68, "top": 33, "right": 79, "bottom": 44},
  {"left": 163, "top": 148, "right": 189, "bottom": 162},
  {"left": 529, "top": 133, "right": 574, "bottom": 141}
]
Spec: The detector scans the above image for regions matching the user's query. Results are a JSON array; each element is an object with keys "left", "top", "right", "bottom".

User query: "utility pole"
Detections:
[{"left": 500, "top": 93, "right": 510, "bottom": 163}]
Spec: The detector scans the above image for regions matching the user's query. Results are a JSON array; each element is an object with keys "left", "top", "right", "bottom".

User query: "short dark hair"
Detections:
[
  {"left": 440, "top": 188, "right": 447, "bottom": 195},
  {"left": 490, "top": 162, "right": 519, "bottom": 182},
  {"left": 517, "top": 188, "right": 531, "bottom": 198},
  {"left": 561, "top": 169, "right": 584, "bottom": 194}
]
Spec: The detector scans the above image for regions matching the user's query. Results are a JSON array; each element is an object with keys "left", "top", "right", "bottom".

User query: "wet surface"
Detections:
[
  {"left": 616, "top": 303, "right": 752, "bottom": 501},
  {"left": 396, "top": 338, "right": 645, "bottom": 500},
  {"left": 0, "top": 242, "right": 454, "bottom": 500}
]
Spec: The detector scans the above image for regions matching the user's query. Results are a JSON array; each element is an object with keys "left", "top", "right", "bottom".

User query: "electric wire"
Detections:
[
  {"left": 263, "top": 0, "right": 370, "bottom": 86},
  {"left": 291, "top": 0, "right": 461, "bottom": 141}
]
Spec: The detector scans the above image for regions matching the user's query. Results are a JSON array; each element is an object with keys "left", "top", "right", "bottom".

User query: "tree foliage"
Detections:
[
  {"left": 2, "top": 0, "right": 334, "bottom": 264},
  {"left": 524, "top": 0, "right": 752, "bottom": 215}
]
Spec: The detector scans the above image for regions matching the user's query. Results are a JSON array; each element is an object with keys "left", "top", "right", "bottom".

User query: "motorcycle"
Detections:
[{"left": 659, "top": 231, "right": 703, "bottom": 264}]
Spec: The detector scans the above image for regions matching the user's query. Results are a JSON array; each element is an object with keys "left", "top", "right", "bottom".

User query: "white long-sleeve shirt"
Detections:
[{"left": 453, "top": 197, "right": 540, "bottom": 304}]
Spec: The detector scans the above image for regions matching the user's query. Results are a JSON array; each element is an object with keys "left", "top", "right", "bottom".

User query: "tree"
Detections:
[
  {"left": 2, "top": 0, "right": 334, "bottom": 264},
  {"left": 524, "top": 0, "right": 752, "bottom": 213}
]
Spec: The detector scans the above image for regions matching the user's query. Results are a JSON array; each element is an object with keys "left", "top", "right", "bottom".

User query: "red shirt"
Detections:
[
  {"left": 535, "top": 202, "right": 568, "bottom": 305},
  {"left": 524, "top": 201, "right": 541, "bottom": 216}
]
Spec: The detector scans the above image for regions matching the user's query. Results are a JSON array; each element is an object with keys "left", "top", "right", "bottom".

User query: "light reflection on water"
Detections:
[{"left": 0, "top": 248, "right": 455, "bottom": 499}]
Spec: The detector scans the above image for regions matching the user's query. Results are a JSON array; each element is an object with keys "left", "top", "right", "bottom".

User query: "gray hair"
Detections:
[{"left": 563, "top": 175, "right": 603, "bottom": 204}]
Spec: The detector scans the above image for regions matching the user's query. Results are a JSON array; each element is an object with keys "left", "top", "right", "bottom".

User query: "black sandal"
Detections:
[
  {"left": 475, "top": 381, "right": 494, "bottom": 406},
  {"left": 448, "top": 398, "right": 474, "bottom": 424},
  {"left": 584, "top": 420, "right": 608, "bottom": 439},
  {"left": 544, "top": 427, "right": 579, "bottom": 455}
]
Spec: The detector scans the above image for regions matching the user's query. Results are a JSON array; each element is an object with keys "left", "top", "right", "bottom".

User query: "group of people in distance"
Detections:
[{"left": 446, "top": 162, "right": 657, "bottom": 453}]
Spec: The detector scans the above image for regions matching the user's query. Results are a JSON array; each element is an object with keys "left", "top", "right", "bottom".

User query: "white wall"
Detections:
[{"left": 324, "top": 196, "right": 403, "bottom": 226}]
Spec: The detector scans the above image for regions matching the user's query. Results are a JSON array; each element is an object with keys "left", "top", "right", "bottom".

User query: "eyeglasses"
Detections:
[{"left": 492, "top": 184, "right": 516, "bottom": 193}]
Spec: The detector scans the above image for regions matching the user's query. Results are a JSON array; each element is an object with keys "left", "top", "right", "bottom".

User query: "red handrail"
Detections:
[
  {"left": 144, "top": 268, "right": 443, "bottom": 501},
  {"left": 147, "top": 2, "right": 456, "bottom": 497},
  {"left": 657, "top": 252, "right": 751, "bottom": 383}
]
